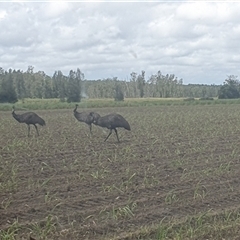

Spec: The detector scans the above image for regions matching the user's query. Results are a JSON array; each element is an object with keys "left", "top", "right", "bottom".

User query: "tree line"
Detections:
[{"left": 0, "top": 66, "right": 223, "bottom": 103}]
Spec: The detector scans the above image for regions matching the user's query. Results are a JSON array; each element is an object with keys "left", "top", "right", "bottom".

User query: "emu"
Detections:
[
  {"left": 90, "top": 112, "right": 131, "bottom": 142},
  {"left": 12, "top": 106, "right": 46, "bottom": 137},
  {"left": 73, "top": 104, "right": 99, "bottom": 134}
]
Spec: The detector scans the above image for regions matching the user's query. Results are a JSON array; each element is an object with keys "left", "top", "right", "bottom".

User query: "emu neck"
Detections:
[
  {"left": 74, "top": 105, "right": 78, "bottom": 113},
  {"left": 12, "top": 111, "right": 22, "bottom": 123}
]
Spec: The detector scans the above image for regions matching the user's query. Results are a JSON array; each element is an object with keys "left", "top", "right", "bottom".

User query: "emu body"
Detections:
[
  {"left": 12, "top": 106, "right": 46, "bottom": 137},
  {"left": 73, "top": 104, "right": 99, "bottom": 134},
  {"left": 90, "top": 113, "right": 130, "bottom": 142}
]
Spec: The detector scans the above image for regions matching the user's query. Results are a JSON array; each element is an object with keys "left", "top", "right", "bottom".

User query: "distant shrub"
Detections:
[
  {"left": 184, "top": 97, "right": 195, "bottom": 101},
  {"left": 199, "top": 97, "right": 214, "bottom": 100}
]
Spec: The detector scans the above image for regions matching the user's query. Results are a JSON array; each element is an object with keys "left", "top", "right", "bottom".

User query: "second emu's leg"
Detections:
[
  {"left": 27, "top": 125, "right": 30, "bottom": 137},
  {"left": 89, "top": 124, "right": 92, "bottom": 134},
  {"left": 33, "top": 124, "right": 39, "bottom": 136},
  {"left": 104, "top": 129, "right": 112, "bottom": 142},
  {"left": 114, "top": 129, "right": 120, "bottom": 142}
]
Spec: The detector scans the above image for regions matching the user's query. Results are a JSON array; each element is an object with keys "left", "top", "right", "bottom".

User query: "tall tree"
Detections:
[
  {"left": 130, "top": 72, "right": 138, "bottom": 98},
  {"left": 137, "top": 70, "right": 146, "bottom": 98},
  {"left": 218, "top": 75, "right": 240, "bottom": 99},
  {"left": 33, "top": 71, "right": 45, "bottom": 98},
  {"left": 23, "top": 66, "right": 35, "bottom": 98},
  {"left": 15, "top": 70, "right": 26, "bottom": 100},
  {"left": 67, "top": 68, "right": 83, "bottom": 103},
  {"left": 44, "top": 75, "right": 53, "bottom": 99},
  {"left": 0, "top": 69, "right": 18, "bottom": 103},
  {"left": 114, "top": 80, "right": 124, "bottom": 101},
  {"left": 52, "top": 70, "right": 66, "bottom": 101}
]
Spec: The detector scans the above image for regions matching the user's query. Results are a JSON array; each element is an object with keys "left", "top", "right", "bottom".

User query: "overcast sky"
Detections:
[{"left": 0, "top": 1, "right": 240, "bottom": 85}]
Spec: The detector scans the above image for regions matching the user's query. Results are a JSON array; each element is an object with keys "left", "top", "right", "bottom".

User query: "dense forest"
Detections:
[{"left": 0, "top": 66, "right": 222, "bottom": 103}]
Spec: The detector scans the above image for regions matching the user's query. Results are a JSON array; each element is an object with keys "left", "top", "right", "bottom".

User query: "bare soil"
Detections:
[{"left": 1, "top": 105, "right": 240, "bottom": 239}]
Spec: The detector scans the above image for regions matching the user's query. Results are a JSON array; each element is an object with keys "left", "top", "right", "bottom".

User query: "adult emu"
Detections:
[
  {"left": 73, "top": 104, "right": 99, "bottom": 134},
  {"left": 90, "top": 112, "right": 131, "bottom": 142},
  {"left": 12, "top": 106, "right": 46, "bottom": 137}
]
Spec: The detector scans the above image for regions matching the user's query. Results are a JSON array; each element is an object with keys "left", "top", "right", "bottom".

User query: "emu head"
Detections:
[{"left": 74, "top": 104, "right": 78, "bottom": 112}]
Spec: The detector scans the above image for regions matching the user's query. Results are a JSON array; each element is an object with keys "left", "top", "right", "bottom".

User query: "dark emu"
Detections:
[
  {"left": 73, "top": 104, "right": 99, "bottom": 134},
  {"left": 90, "top": 112, "right": 131, "bottom": 142},
  {"left": 12, "top": 106, "right": 46, "bottom": 137}
]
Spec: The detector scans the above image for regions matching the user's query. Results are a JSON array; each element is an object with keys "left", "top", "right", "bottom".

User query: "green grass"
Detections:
[
  {"left": 113, "top": 209, "right": 240, "bottom": 240},
  {"left": 1, "top": 97, "right": 240, "bottom": 111}
]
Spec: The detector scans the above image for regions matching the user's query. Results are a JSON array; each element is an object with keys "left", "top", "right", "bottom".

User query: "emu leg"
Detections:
[
  {"left": 89, "top": 124, "right": 92, "bottom": 134},
  {"left": 33, "top": 124, "right": 39, "bottom": 136},
  {"left": 104, "top": 129, "right": 112, "bottom": 142},
  {"left": 27, "top": 125, "right": 30, "bottom": 137},
  {"left": 114, "top": 129, "right": 120, "bottom": 142}
]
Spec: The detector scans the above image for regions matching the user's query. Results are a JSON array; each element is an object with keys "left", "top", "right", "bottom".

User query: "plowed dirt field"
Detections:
[{"left": 1, "top": 104, "right": 240, "bottom": 239}]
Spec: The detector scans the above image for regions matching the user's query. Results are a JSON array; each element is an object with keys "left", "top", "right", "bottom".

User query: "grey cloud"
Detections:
[{"left": 1, "top": 2, "right": 240, "bottom": 84}]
